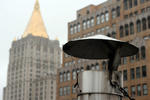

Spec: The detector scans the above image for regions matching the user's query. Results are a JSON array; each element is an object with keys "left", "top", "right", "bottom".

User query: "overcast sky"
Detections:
[{"left": 0, "top": 0, "right": 106, "bottom": 99}]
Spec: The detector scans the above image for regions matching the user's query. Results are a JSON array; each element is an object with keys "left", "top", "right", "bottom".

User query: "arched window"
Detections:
[
  {"left": 72, "top": 69, "right": 76, "bottom": 80},
  {"left": 105, "top": 11, "right": 109, "bottom": 21},
  {"left": 112, "top": 32, "right": 116, "bottom": 38},
  {"left": 87, "top": 19, "right": 90, "bottom": 28},
  {"left": 142, "top": 18, "right": 147, "bottom": 31},
  {"left": 130, "top": 22, "right": 134, "bottom": 34},
  {"left": 141, "top": 46, "right": 146, "bottom": 59},
  {"left": 112, "top": 9, "right": 116, "bottom": 19},
  {"left": 136, "top": 20, "right": 141, "bottom": 32},
  {"left": 101, "top": 13, "right": 105, "bottom": 23},
  {"left": 129, "top": 0, "right": 133, "bottom": 8},
  {"left": 120, "top": 26, "right": 124, "bottom": 37},
  {"left": 116, "top": 7, "right": 120, "bottom": 17},
  {"left": 148, "top": 16, "right": 150, "bottom": 29},
  {"left": 59, "top": 72, "right": 63, "bottom": 82},
  {"left": 77, "top": 23, "right": 80, "bottom": 32},
  {"left": 82, "top": 20, "right": 86, "bottom": 30},
  {"left": 124, "top": 0, "right": 128, "bottom": 10},
  {"left": 96, "top": 15, "right": 100, "bottom": 25},
  {"left": 125, "top": 24, "right": 129, "bottom": 36},
  {"left": 67, "top": 71, "right": 70, "bottom": 81},
  {"left": 63, "top": 72, "right": 66, "bottom": 81},
  {"left": 102, "top": 61, "right": 106, "bottom": 71},
  {"left": 90, "top": 17, "right": 94, "bottom": 27}
]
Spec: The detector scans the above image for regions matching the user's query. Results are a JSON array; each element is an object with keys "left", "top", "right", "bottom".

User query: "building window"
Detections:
[
  {"left": 87, "top": 19, "right": 90, "bottom": 28},
  {"left": 105, "top": 11, "right": 109, "bottom": 21},
  {"left": 142, "top": 18, "right": 147, "bottom": 31},
  {"left": 122, "top": 57, "right": 127, "bottom": 64},
  {"left": 67, "top": 86, "right": 70, "bottom": 95},
  {"left": 120, "top": 26, "right": 124, "bottom": 37},
  {"left": 112, "top": 32, "right": 116, "bottom": 38},
  {"left": 102, "top": 61, "right": 106, "bottom": 71},
  {"left": 129, "top": 0, "right": 133, "bottom": 8},
  {"left": 123, "top": 70, "right": 128, "bottom": 81},
  {"left": 90, "top": 17, "right": 94, "bottom": 27},
  {"left": 83, "top": 20, "right": 86, "bottom": 30},
  {"left": 67, "top": 71, "right": 70, "bottom": 81},
  {"left": 72, "top": 86, "right": 76, "bottom": 93},
  {"left": 64, "top": 87, "right": 67, "bottom": 96},
  {"left": 142, "top": 65, "right": 147, "bottom": 77},
  {"left": 143, "top": 83, "right": 148, "bottom": 95},
  {"left": 77, "top": 23, "right": 80, "bottom": 32},
  {"left": 129, "top": 56, "right": 134, "bottom": 63},
  {"left": 116, "top": 7, "right": 120, "bottom": 17},
  {"left": 130, "top": 68, "right": 135, "bottom": 80},
  {"left": 141, "top": 46, "right": 146, "bottom": 59},
  {"left": 72, "top": 69, "right": 76, "bottom": 80},
  {"left": 136, "top": 52, "right": 140, "bottom": 61},
  {"left": 131, "top": 86, "right": 136, "bottom": 97},
  {"left": 140, "top": 0, "right": 145, "bottom": 3},
  {"left": 134, "top": 0, "right": 138, "bottom": 6},
  {"left": 136, "top": 67, "right": 140, "bottom": 78},
  {"left": 101, "top": 13, "right": 105, "bottom": 23},
  {"left": 112, "top": 9, "right": 116, "bottom": 19},
  {"left": 74, "top": 24, "right": 77, "bottom": 33},
  {"left": 59, "top": 88, "right": 63, "bottom": 96},
  {"left": 59, "top": 73, "right": 63, "bottom": 82},
  {"left": 63, "top": 72, "right": 66, "bottom": 82},
  {"left": 130, "top": 22, "right": 134, "bottom": 35},
  {"left": 124, "top": 0, "right": 128, "bottom": 10},
  {"left": 137, "top": 85, "right": 141, "bottom": 96},
  {"left": 148, "top": 16, "right": 150, "bottom": 29},
  {"left": 137, "top": 20, "right": 141, "bottom": 32},
  {"left": 95, "top": 63, "right": 100, "bottom": 70},
  {"left": 125, "top": 24, "right": 129, "bottom": 36},
  {"left": 96, "top": 15, "right": 100, "bottom": 25}
]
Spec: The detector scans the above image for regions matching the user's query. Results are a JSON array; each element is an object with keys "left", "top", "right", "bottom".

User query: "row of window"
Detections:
[
  {"left": 122, "top": 65, "right": 147, "bottom": 81},
  {"left": 59, "top": 86, "right": 74, "bottom": 96},
  {"left": 120, "top": 16, "right": 150, "bottom": 38},
  {"left": 124, "top": 83, "right": 148, "bottom": 97},
  {"left": 69, "top": 6, "right": 120, "bottom": 34}
]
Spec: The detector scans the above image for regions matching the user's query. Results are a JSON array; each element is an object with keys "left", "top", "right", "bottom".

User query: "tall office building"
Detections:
[
  {"left": 57, "top": 0, "right": 150, "bottom": 100},
  {"left": 3, "top": 0, "right": 61, "bottom": 100}
]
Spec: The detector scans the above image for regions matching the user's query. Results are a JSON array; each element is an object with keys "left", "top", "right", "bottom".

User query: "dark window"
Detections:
[
  {"left": 112, "top": 32, "right": 116, "bottom": 38},
  {"left": 142, "top": 18, "right": 147, "bottom": 31},
  {"left": 120, "top": 26, "right": 124, "bottom": 37},
  {"left": 124, "top": 0, "right": 128, "bottom": 10},
  {"left": 130, "top": 68, "right": 135, "bottom": 80},
  {"left": 141, "top": 46, "right": 146, "bottom": 59},
  {"left": 148, "top": 16, "right": 150, "bottom": 29},
  {"left": 102, "top": 61, "right": 106, "bottom": 71},
  {"left": 134, "top": 0, "right": 138, "bottom": 6},
  {"left": 136, "top": 67, "right": 140, "bottom": 78},
  {"left": 136, "top": 52, "right": 140, "bottom": 61},
  {"left": 137, "top": 85, "right": 141, "bottom": 96},
  {"left": 125, "top": 24, "right": 129, "bottom": 36},
  {"left": 137, "top": 20, "right": 141, "bottom": 32},
  {"left": 123, "top": 70, "right": 128, "bottom": 81},
  {"left": 143, "top": 84, "right": 148, "bottom": 95},
  {"left": 142, "top": 65, "right": 147, "bottom": 77},
  {"left": 130, "top": 22, "right": 134, "bottom": 34},
  {"left": 116, "top": 6, "right": 120, "bottom": 17},
  {"left": 129, "top": 0, "right": 133, "bottom": 8},
  {"left": 131, "top": 86, "right": 136, "bottom": 97}
]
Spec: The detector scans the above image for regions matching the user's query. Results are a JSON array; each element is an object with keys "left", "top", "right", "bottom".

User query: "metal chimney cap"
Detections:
[{"left": 63, "top": 35, "right": 139, "bottom": 59}]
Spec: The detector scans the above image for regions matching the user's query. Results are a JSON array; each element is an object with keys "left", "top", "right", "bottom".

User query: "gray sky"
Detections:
[{"left": 0, "top": 0, "right": 106, "bottom": 99}]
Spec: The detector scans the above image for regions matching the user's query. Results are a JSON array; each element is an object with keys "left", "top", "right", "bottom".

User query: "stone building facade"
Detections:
[
  {"left": 57, "top": 0, "right": 150, "bottom": 100},
  {"left": 3, "top": 0, "right": 61, "bottom": 100}
]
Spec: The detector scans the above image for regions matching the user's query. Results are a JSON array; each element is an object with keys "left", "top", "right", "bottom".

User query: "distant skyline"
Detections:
[{"left": 0, "top": 0, "right": 106, "bottom": 99}]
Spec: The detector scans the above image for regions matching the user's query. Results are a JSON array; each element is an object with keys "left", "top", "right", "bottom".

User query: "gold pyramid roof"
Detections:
[{"left": 23, "top": 0, "right": 49, "bottom": 38}]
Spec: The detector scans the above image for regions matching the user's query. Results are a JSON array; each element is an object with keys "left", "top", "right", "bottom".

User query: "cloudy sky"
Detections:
[{"left": 0, "top": 0, "right": 106, "bottom": 99}]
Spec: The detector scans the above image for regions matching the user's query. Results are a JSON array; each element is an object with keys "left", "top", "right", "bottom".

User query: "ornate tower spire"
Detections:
[{"left": 22, "top": 0, "right": 49, "bottom": 38}]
